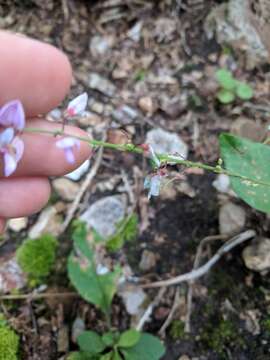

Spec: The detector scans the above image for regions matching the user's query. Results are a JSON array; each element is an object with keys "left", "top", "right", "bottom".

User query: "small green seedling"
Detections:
[
  {"left": 215, "top": 69, "right": 253, "bottom": 104},
  {"left": 68, "top": 222, "right": 165, "bottom": 360}
]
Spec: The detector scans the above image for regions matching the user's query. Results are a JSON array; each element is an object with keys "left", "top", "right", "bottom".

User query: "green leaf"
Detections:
[
  {"left": 102, "top": 332, "right": 116, "bottom": 347},
  {"left": 77, "top": 331, "right": 106, "bottom": 355},
  {"left": 72, "top": 221, "right": 93, "bottom": 261},
  {"left": 220, "top": 133, "right": 270, "bottom": 213},
  {"left": 68, "top": 255, "right": 120, "bottom": 315},
  {"left": 235, "top": 82, "right": 253, "bottom": 100},
  {"left": 217, "top": 89, "right": 235, "bottom": 104},
  {"left": 68, "top": 226, "right": 121, "bottom": 315},
  {"left": 118, "top": 329, "right": 141, "bottom": 348},
  {"left": 112, "top": 350, "right": 122, "bottom": 360},
  {"left": 121, "top": 333, "right": 165, "bottom": 360},
  {"left": 106, "top": 214, "right": 138, "bottom": 252},
  {"left": 100, "top": 352, "right": 114, "bottom": 360},
  {"left": 216, "top": 69, "right": 236, "bottom": 90}
]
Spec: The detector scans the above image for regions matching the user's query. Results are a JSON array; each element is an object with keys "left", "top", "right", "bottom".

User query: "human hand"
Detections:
[{"left": 0, "top": 32, "right": 91, "bottom": 233}]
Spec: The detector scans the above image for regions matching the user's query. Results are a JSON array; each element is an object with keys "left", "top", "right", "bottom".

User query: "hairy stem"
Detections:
[{"left": 23, "top": 127, "right": 270, "bottom": 187}]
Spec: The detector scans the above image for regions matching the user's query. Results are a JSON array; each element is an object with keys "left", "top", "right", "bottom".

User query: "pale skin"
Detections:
[{"left": 0, "top": 32, "right": 92, "bottom": 233}]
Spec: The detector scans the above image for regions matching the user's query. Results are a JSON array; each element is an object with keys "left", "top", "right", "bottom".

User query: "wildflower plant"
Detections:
[
  {"left": 68, "top": 221, "right": 165, "bottom": 360},
  {"left": 1, "top": 89, "right": 270, "bottom": 358}
]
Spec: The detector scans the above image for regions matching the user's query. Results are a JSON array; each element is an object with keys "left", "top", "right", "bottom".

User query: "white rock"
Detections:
[
  {"left": 120, "top": 287, "right": 147, "bottom": 315},
  {"left": 242, "top": 237, "right": 270, "bottom": 273},
  {"left": 88, "top": 73, "right": 116, "bottom": 97},
  {"left": 127, "top": 21, "right": 143, "bottom": 42},
  {"left": 112, "top": 105, "right": 138, "bottom": 125},
  {"left": 80, "top": 195, "right": 126, "bottom": 238},
  {"left": 53, "top": 178, "right": 80, "bottom": 201},
  {"left": 90, "top": 35, "right": 114, "bottom": 57},
  {"left": 0, "top": 258, "right": 26, "bottom": 293},
  {"left": 65, "top": 159, "right": 90, "bottom": 181},
  {"left": 212, "top": 174, "right": 231, "bottom": 193},
  {"left": 8, "top": 217, "right": 27, "bottom": 232},
  {"left": 29, "top": 206, "right": 62, "bottom": 239},
  {"left": 146, "top": 128, "right": 188, "bottom": 159},
  {"left": 219, "top": 202, "right": 246, "bottom": 235}
]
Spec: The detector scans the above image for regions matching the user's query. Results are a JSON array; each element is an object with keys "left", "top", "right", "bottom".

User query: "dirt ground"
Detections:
[{"left": 1, "top": 0, "right": 270, "bottom": 359}]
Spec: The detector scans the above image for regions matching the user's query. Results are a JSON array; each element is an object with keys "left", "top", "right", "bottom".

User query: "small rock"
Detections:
[
  {"left": 71, "top": 317, "right": 85, "bottom": 343},
  {"left": 146, "top": 128, "right": 188, "bottom": 159},
  {"left": 8, "top": 217, "right": 27, "bottom": 232},
  {"left": 139, "top": 250, "right": 157, "bottom": 271},
  {"left": 213, "top": 174, "right": 231, "bottom": 193},
  {"left": 57, "top": 325, "right": 69, "bottom": 353},
  {"left": 90, "top": 35, "right": 114, "bottom": 57},
  {"left": 178, "top": 356, "right": 191, "bottom": 360},
  {"left": 65, "top": 159, "right": 90, "bottom": 181},
  {"left": 242, "top": 237, "right": 270, "bottom": 273},
  {"left": 160, "top": 95, "right": 187, "bottom": 118},
  {"left": 120, "top": 286, "right": 147, "bottom": 316},
  {"left": 112, "top": 105, "right": 138, "bottom": 125},
  {"left": 77, "top": 111, "right": 102, "bottom": 127},
  {"left": 29, "top": 206, "right": 62, "bottom": 239},
  {"left": 53, "top": 178, "right": 80, "bottom": 201},
  {"left": 219, "top": 202, "right": 246, "bottom": 235},
  {"left": 112, "top": 68, "right": 128, "bottom": 80},
  {"left": 138, "top": 97, "right": 155, "bottom": 115},
  {"left": 80, "top": 195, "right": 126, "bottom": 238},
  {"left": 0, "top": 257, "right": 26, "bottom": 293},
  {"left": 127, "top": 21, "right": 143, "bottom": 42},
  {"left": 90, "top": 101, "right": 104, "bottom": 114},
  {"left": 87, "top": 73, "right": 116, "bottom": 97},
  {"left": 230, "top": 117, "right": 266, "bottom": 142}
]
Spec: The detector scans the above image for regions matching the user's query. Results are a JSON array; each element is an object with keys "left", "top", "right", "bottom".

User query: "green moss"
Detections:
[
  {"left": 0, "top": 322, "right": 19, "bottom": 360},
  {"left": 16, "top": 234, "right": 58, "bottom": 283},
  {"left": 261, "top": 318, "right": 270, "bottom": 335},
  {"left": 169, "top": 320, "right": 185, "bottom": 340},
  {"left": 201, "top": 319, "right": 242, "bottom": 355}
]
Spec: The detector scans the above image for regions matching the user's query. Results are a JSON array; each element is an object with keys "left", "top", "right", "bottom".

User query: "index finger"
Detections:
[{"left": 0, "top": 31, "right": 72, "bottom": 116}]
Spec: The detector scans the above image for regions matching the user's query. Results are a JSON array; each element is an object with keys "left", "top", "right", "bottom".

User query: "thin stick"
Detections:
[
  {"left": 136, "top": 287, "right": 166, "bottom": 331},
  {"left": 184, "top": 234, "right": 227, "bottom": 333},
  {"left": 141, "top": 230, "right": 255, "bottom": 288},
  {"left": 60, "top": 145, "right": 104, "bottom": 233},
  {"left": 0, "top": 292, "right": 78, "bottom": 301},
  {"left": 159, "top": 287, "right": 180, "bottom": 337}
]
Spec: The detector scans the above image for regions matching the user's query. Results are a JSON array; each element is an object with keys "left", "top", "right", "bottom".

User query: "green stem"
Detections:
[{"left": 23, "top": 127, "right": 270, "bottom": 187}]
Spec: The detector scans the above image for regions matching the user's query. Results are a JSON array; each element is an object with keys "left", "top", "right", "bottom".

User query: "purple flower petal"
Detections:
[
  {"left": 64, "top": 148, "right": 75, "bottom": 164},
  {"left": 66, "top": 93, "right": 88, "bottom": 116},
  {"left": 0, "top": 128, "right": 14, "bottom": 148},
  {"left": 0, "top": 100, "right": 25, "bottom": 131},
  {"left": 3, "top": 152, "right": 17, "bottom": 177},
  {"left": 12, "top": 137, "right": 24, "bottom": 161},
  {"left": 56, "top": 137, "right": 80, "bottom": 164},
  {"left": 56, "top": 137, "right": 80, "bottom": 149}
]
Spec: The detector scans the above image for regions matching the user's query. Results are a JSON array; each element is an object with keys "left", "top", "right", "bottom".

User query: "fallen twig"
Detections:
[
  {"left": 0, "top": 292, "right": 78, "bottom": 301},
  {"left": 136, "top": 287, "right": 166, "bottom": 331},
  {"left": 184, "top": 234, "right": 227, "bottom": 333},
  {"left": 141, "top": 230, "right": 255, "bottom": 288},
  {"left": 159, "top": 287, "right": 180, "bottom": 337}
]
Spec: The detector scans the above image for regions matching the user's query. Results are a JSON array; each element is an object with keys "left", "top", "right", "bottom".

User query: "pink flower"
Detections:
[
  {"left": 0, "top": 127, "right": 24, "bottom": 176},
  {"left": 56, "top": 137, "right": 80, "bottom": 164},
  {"left": 66, "top": 93, "right": 88, "bottom": 117},
  {"left": 0, "top": 100, "right": 25, "bottom": 131}
]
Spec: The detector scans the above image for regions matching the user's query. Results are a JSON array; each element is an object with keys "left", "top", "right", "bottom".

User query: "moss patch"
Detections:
[
  {"left": 0, "top": 316, "right": 19, "bottom": 360},
  {"left": 16, "top": 234, "right": 58, "bottom": 284}
]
